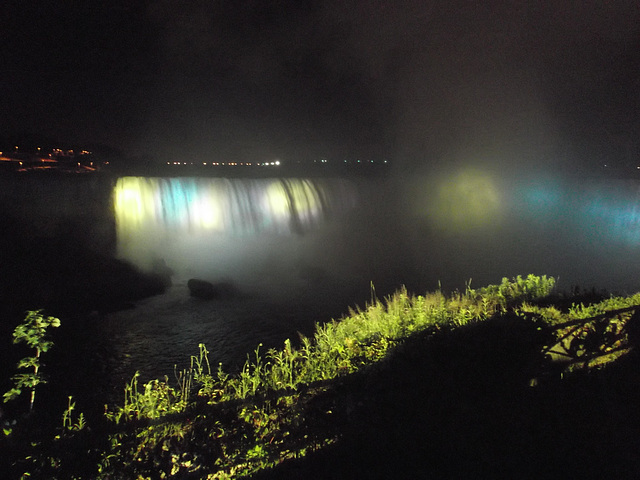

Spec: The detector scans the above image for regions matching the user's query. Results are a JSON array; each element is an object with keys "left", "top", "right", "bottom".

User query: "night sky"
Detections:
[{"left": 2, "top": 0, "right": 639, "bottom": 172}]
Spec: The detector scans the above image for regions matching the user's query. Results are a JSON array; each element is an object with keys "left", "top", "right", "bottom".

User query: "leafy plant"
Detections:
[
  {"left": 25, "top": 274, "right": 579, "bottom": 479},
  {"left": 233, "top": 344, "right": 266, "bottom": 399},
  {"left": 3, "top": 310, "right": 61, "bottom": 412},
  {"left": 105, "top": 372, "right": 186, "bottom": 423},
  {"left": 62, "top": 396, "right": 86, "bottom": 432}
]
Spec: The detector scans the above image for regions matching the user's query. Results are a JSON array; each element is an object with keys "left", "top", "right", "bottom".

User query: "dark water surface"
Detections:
[{"left": 97, "top": 280, "right": 355, "bottom": 388}]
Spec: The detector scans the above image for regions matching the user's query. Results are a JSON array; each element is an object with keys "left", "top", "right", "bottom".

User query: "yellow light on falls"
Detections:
[
  {"left": 114, "top": 177, "right": 156, "bottom": 229},
  {"left": 191, "top": 190, "right": 223, "bottom": 230},
  {"left": 428, "top": 168, "right": 502, "bottom": 232},
  {"left": 263, "top": 180, "right": 320, "bottom": 220}
]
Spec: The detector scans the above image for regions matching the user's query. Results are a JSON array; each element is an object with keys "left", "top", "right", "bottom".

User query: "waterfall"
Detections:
[{"left": 112, "top": 176, "right": 358, "bottom": 284}]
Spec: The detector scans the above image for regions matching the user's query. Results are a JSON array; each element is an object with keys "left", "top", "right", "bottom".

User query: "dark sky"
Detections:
[{"left": 2, "top": 0, "right": 639, "bottom": 171}]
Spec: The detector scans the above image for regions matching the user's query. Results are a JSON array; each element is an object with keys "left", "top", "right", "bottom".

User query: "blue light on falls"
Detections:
[{"left": 113, "top": 176, "right": 359, "bottom": 288}]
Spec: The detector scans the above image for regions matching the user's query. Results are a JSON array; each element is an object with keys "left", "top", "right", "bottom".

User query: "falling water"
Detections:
[{"left": 112, "top": 176, "right": 360, "bottom": 294}]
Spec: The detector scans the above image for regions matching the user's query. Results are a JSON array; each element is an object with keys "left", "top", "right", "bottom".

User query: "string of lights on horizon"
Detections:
[{"left": 165, "top": 159, "right": 390, "bottom": 167}]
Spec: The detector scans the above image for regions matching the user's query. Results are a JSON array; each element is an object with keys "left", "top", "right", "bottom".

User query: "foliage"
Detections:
[
  {"left": 94, "top": 274, "right": 561, "bottom": 478},
  {"left": 470, "top": 274, "right": 556, "bottom": 309},
  {"left": 9, "top": 274, "right": 640, "bottom": 479},
  {"left": 516, "top": 291, "right": 640, "bottom": 372},
  {"left": 62, "top": 396, "right": 86, "bottom": 432},
  {"left": 3, "top": 310, "right": 60, "bottom": 412},
  {"left": 105, "top": 372, "right": 188, "bottom": 424}
]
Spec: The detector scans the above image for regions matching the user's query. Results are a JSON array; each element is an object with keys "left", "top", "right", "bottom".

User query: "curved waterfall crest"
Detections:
[{"left": 113, "top": 176, "right": 358, "bottom": 275}]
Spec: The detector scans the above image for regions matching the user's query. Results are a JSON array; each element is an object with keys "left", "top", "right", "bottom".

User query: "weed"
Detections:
[
  {"left": 105, "top": 372, "right": 186, "bottom": 423},
  {"left": 3, "top": 310, "right": 61, "bottom": 412},
  {"left": 61, "top": 396, "right": 86, "bottom": 432},
  {"left": 10, "top": 275, "right": 597, "bottom": 479}
]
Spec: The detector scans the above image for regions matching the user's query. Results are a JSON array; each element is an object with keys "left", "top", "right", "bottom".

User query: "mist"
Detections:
[
  {"left": 398, "top": 167, "right": 640, "bottom": 294},
  {"left": 112, "top": 169, "right": 640, "bottom": 310}
]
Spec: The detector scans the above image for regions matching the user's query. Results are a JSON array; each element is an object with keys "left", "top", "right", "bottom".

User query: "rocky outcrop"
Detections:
[
  {"left": 0, "top": 206, "right": 167, "bottom": 324},
  {"left": 187, "top": 278, "right": 238, "bottom": 300},
  {"left": 151, "top": 257, "right": 174, "bottom": 287},
  {"left": 187, "top": 278, "right": 216, "bottom": 299}
]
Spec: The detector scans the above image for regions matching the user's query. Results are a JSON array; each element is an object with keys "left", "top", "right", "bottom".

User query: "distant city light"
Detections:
[{"left": 160, "top": 157, "right": 391, "bottom": 169}]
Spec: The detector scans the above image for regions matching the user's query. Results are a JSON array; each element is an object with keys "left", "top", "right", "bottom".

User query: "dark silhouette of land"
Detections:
[{"left": 253, "top": 316, "right": 640, "bottom": 480}]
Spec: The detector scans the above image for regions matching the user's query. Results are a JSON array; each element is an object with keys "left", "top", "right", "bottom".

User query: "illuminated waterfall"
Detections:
[{"left": 113, "top": 177, "right": 358, "bottom": 279}]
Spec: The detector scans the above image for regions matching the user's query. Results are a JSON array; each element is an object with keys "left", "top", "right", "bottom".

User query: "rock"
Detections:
[
  {"left": 151, "top": 257, "right": 174, "bottom": 287},
  {"left": 187, "top": 278, "right": 217, "bottom": 299},
  {"left": 213, "top": 281, "right": 240, "bottom": 298}
]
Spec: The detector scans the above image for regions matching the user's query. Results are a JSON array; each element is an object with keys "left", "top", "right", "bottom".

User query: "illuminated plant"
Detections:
[
  {"left": 62, "top": 395, "right": 86, "bottom": 432},
  {"left": 3, "top": 310, "right": 60, "bottom": 412},
  {"left": 105, "top": 372, "right": 186, "bottom": 423}
]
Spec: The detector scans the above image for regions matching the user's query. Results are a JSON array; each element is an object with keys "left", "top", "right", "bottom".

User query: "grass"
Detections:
[{"left": 3, "top": 274, "right": 640, "bottom": 478}]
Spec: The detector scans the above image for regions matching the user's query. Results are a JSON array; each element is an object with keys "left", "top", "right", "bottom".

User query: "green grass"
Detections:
[{"left": 3, "top": 274, "right": 640, "bottom": 479}]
